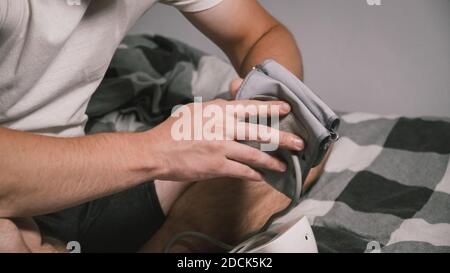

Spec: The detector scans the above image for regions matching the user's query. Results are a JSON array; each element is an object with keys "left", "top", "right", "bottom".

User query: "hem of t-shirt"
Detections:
[{"left": 176, "top": 0, "right": 224, "bottom": 13}]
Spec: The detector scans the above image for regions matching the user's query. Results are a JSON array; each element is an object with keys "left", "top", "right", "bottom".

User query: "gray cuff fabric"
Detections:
[{"left": 236, "top": 60, "right": 340, "bottom": 202}]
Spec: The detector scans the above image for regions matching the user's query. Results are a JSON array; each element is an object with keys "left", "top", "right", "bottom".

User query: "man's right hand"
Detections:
[
  {"left": 0, "top": 99, "right": 304, "bottom": 217},
  {"left": 137, "top": 99, "right": 305, "bottom": 183}
]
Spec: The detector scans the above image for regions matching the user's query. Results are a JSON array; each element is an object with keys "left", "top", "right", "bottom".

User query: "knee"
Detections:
[
  {"left": 0, "top": 218, "right": 30, "bottom": 253},
  {"left": 0, "top": 218, "right": 20, "bottom": 235}
]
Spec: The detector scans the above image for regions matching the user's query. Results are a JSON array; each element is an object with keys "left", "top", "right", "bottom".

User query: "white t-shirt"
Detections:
[{"left": 0, "top": 0, "right": 223, "bottom": 137}]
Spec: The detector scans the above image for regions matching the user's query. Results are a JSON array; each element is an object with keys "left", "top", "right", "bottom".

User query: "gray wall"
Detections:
[{"left": 130, "top": 0, "right": 450, "bottom": 117}]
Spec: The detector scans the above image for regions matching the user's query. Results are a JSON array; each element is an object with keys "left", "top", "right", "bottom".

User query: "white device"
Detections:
[{"left": 230, "top": 217, "right": 318, "bottom": 253}]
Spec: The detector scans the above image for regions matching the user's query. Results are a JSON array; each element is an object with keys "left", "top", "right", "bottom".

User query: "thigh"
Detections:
[
  {"left": 0, "top": 218, "right": 31, "bottom": 253},
  {"left": 141, "top": 178, "right": 291, "bottom": 253},
  {"left": 0, "top": 218, "right": 64, "bottom": 253},
  {"left": 143, "top": 147, "right": 333, "bottom": 253}
]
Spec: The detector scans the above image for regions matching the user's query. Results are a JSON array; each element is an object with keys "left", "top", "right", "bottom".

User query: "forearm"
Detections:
[
  {"left": 237, "top": 23, "right": 303, "bottom": 80},
  {"left": 0, "top": 128, "right": 160, "bottom": 217}
]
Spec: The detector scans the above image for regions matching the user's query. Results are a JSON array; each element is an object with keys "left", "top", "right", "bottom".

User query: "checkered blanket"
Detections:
[
  {"left": 90, "top": 35, "right": 450, "bottom": 253},
  {"left": 274, "top": 113, "right": 450, "bottom": 253}
]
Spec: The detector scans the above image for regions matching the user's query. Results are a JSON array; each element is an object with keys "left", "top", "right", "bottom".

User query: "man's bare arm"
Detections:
[
  {"left": 185, "top": 0, "right": 330, "bottom": 186},
  {"left": 0, "top": 99, "right": 302, "bottom": 218},
  {"left": 0, "top": 128, "right": 159, "bottom": 218},
  {"left": 184, "top": 0, "right": 303, "bottom": 79}
]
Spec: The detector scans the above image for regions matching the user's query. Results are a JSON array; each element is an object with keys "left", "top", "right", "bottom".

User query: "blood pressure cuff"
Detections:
[{"left": 236, "top": 60, "right": 340, "bottom": 203}]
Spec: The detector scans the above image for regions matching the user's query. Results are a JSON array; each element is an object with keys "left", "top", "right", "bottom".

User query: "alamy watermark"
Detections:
[
  {"left": 66, "top": 0, "right": 81, "bottom": 6},
  {"left": 366, "top": 0, "right": 382, "bottom": 6},
  {"left": 365, "top": 241, "right": 382, "bottom": 253},
  {"left": 170, "top": 98, "right": 281, "bottom": 152},
  {"left": 67, "top": 241, "right": 81, "bottom": 253}
]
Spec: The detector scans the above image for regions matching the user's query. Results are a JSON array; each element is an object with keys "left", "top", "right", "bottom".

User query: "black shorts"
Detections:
[{"left": 34, "top": 182, "right": 165, "bottom": 253}]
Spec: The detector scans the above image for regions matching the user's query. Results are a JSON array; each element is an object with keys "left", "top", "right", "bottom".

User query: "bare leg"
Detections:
[
  {"left": 141, "top": 178, "right": 291, "bottom": 253},
  {"left": 141, "top": 146, "right": 332, "bottom": 253},
  {"left": 0, "top": 218, "right": 31, "bottom": 253},
  {"left": 0, "top": 218, "right": 65, "bottom": 253}
]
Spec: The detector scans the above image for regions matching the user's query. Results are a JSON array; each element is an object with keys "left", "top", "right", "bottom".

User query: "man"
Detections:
[{"left": 0, "top": 0, "right": 326, "bottom": 252}]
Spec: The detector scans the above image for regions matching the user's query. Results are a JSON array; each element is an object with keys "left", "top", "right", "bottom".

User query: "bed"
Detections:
[{"left": 274, "top": 112, "right": 450, "bottom": 252}]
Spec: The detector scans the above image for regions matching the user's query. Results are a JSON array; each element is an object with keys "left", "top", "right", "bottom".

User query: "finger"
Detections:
[
  {"left": 235, "top": 122, "right": 304, "bottom": 151},
  {"left": 226, "top": 100, "right": 291, "bottom": 117},
  {"left": 223, "top": 141, "right": 287, "bottom": 172},
  {"left": 221, "top": 159, "right": 265, "bottom": 181}
]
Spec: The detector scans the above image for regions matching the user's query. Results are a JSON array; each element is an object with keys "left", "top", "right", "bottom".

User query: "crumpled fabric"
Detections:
[
  {"left": 236, "top": 60, "right": 340, "bottom": 202},
  {"left": 86, "top": 34, "right": 237, "bottom": 134}
]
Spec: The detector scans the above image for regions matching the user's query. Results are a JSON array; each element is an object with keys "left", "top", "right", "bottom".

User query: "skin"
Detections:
[{"left": 0, "top": 0, "right": 324, "bottom": 252}]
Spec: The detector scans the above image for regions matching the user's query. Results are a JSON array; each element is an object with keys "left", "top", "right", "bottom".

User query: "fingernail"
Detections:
[
  {"left": 281, "top": 103, "right": 291, "bottom": 113},
  {"left": 279, "top": 163, "right": 287, "bottom": 172},
  {"left": 293, "top": 137, "right": 304, "bottom": 150}
]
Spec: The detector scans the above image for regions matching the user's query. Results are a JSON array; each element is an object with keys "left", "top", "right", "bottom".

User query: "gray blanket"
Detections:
[
  {"left": 86, "top": 34, "right": 237, "bottom": 134},
  {"left": 88, "top": 35, "right": 450, "bottom": 253}
]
